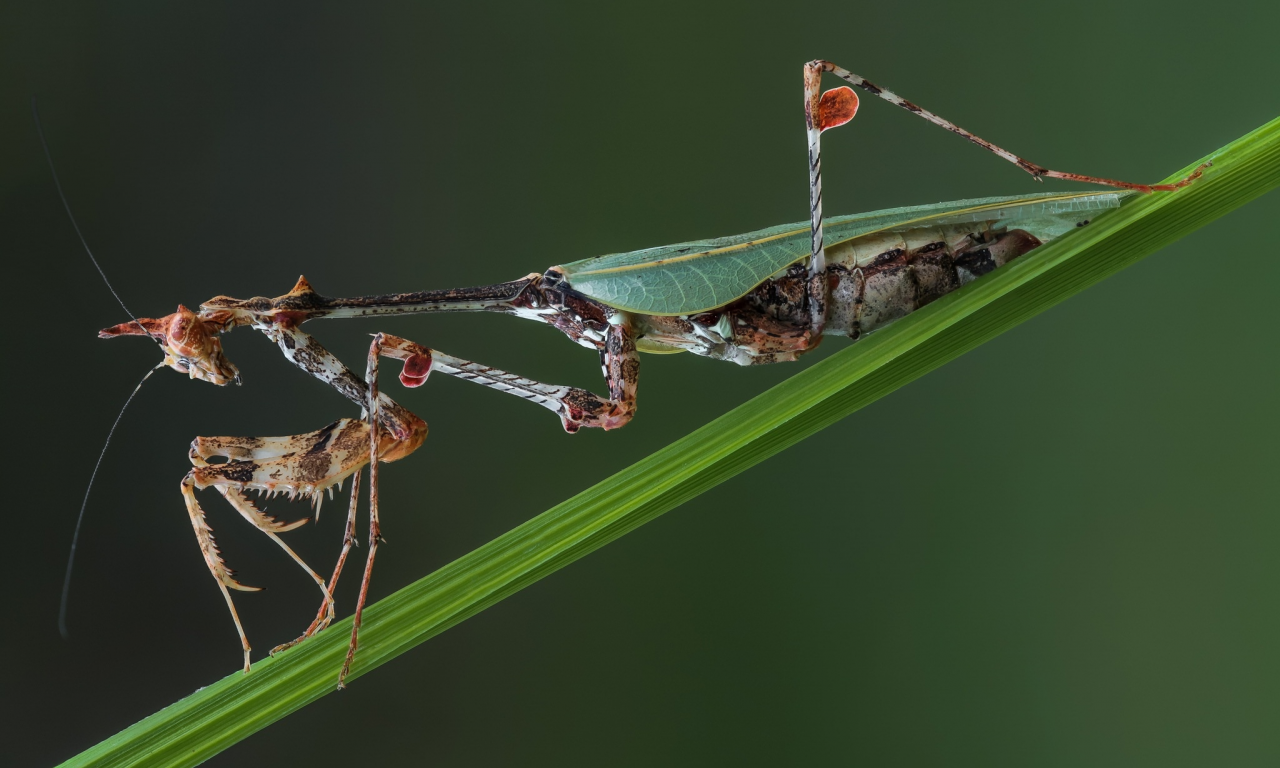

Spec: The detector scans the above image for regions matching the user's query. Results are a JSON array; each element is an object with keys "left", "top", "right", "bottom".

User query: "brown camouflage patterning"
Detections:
[{"left": 631, "top": 217, "right": 1044, "bottom": 366}]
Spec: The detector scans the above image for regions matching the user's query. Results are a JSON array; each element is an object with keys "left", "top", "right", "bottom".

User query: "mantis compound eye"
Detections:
[{"left": 100, "top": 305, "right": 241, "bottom": 386}]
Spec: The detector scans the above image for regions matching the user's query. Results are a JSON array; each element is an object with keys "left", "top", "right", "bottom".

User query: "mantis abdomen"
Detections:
[
  {"left": 822, "top": 222, "right": 1043, "bottom": 339},
  {"left": 630, "top": 220, "right": 1047, "bottom": 365}
]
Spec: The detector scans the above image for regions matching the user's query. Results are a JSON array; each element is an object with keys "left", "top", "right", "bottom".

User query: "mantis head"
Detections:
[{"left": 100, "top": 305, "right": 241, "bottom": 386}]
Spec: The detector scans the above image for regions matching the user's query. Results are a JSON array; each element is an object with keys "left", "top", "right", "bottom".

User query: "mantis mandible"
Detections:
[{"left": 94, "top": 60, "right": 1206, "bottom": 687}]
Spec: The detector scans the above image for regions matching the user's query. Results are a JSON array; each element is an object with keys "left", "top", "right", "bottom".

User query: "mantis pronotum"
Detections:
[{"left": 85, "top": 60, "right": 1204, "bottom": 687}]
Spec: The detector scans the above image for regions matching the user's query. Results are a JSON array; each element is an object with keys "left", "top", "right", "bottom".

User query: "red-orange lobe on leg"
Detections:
[
  {"left": 272, "top": 311, "right": 309, "bottom": 330},
  {"left": 398, "top": 352, "right": 433, "bottom": 388},
  {"left": 817, "top": 87, "right": 858, "bottom": 132}
]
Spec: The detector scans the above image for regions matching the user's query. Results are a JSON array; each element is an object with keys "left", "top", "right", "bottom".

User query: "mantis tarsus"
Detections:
[{"left": 91, "top": 60, "right": 1206, "bottom": 687}]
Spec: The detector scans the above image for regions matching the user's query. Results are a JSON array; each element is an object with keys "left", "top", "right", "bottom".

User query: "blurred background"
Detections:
[{"left": 2, "top": 2, "right": 1278, "bottom": 765}]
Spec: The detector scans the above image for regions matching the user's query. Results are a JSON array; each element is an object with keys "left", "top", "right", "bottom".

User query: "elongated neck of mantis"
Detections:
[{"left": 200, "top": 274, "right": 542, "bottom": 325}]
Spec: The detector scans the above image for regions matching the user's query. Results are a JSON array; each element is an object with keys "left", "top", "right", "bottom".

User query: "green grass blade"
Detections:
[{"left": 62, "top": 115, "right": 1280, "bottom": 768}]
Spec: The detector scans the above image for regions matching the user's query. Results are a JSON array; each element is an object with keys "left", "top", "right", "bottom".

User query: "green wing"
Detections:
[{"left": 559, "top": 190, "right": 1134, "bottom": 316}]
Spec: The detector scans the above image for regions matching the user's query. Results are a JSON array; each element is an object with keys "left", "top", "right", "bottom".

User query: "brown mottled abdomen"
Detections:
[
  {"left": 823, "top": 222, "right": 1042, "bottom": 339},
  {"left": 630, "top": 220, "right": 1045, "bottom": 366}
]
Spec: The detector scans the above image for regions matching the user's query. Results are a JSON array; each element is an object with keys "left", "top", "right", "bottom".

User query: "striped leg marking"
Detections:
[
  {"left": 373, "top": 330, "right": 638, "bottom": 433},
  {"left": 808, "top": 59, "right": 1209, "bottom": 193}
]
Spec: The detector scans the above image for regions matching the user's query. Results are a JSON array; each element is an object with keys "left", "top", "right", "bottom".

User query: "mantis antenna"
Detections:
[
  {"left": 32, "top": 96, "right": 165, "bottom": 639},
  {"left": 31, "top": 98, "right": 157, "bottom": 339},
  {"left": 59, "top": 363, "right": 164, "bottom": 639}
]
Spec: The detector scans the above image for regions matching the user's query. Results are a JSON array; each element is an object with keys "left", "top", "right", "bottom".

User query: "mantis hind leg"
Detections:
[
  {"left": 806, "top": 60, "right": 1210, "bottom": 193},
  {"left": 800, "top": 59, "right": 1209, "bottom": 346}
]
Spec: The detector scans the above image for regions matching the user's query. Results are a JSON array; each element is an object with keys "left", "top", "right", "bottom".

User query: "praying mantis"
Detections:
[{"left": 91, "top": 60, "right": 1207, "bottom": 687}]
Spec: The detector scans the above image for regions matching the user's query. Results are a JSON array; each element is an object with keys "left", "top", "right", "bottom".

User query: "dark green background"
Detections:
[{"left": 2, "top": 2, "right": 1277, "bottom": 766}]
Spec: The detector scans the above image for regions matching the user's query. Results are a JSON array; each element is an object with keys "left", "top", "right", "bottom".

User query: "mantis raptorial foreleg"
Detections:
[
  {"left": 180, "top": 480, "right": 257, "bottom": 672},
  {"left": 182, "top": 422, "right": 369, "bottom": 673}
]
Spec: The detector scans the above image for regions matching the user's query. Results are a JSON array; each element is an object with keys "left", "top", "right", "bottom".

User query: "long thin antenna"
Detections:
[
  {"left": 58, "top": 363, "right": 163, "bottom": 639},
  {"left": 31, "top": 96, "right": 156, "bottom": 343},
  {"left": 33, "top": 96, "right": 166, "bottom": 638}
]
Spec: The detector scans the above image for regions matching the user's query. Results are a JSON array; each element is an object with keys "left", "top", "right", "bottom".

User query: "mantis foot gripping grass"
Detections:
[{"left": 94, "top": 61, "right": 1206, "bottom": 687}]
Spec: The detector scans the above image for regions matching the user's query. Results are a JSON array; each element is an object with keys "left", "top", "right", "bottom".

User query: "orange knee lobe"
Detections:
[
  {"left": 817, "top": 87, "right": 858, "bottom": 132},
  {"left": 398, "top": 352, "right": 433, "bottom": 388}
]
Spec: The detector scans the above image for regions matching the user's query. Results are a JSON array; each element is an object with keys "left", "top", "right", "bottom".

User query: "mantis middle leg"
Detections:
[
  {"left": 335, "top": 328, "right": 640, "bottom": 683},
  {"left": 367, "top": 327, "right": 640, "bottom": 433}
]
